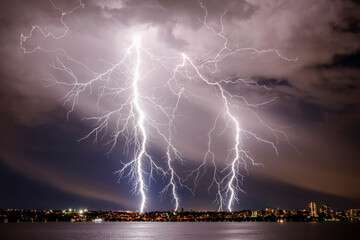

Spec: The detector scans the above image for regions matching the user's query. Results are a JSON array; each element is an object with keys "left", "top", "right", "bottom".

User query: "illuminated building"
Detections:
[
  {"left": 251, "top": 210, "right": 262, "bottom": 217},
  {"left": 274, "top": 207, "right": 280, "bottom": 217},
  {"left": 265, "top": 208, "right": 272, "bottom": 217},
  {"left": 290, "top": 209, "right": 297, "bottom": 216},
  {"left": 309, "top": 202, "right": 318, "bottom": 217},
  {"left": 319, "top": 204, "right": 330, "bottom": 217}
]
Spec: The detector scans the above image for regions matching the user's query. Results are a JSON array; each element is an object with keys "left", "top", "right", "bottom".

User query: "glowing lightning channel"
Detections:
[
  {"left": 179, "top": 1, "right": 297, "bottom": 211},
  {"left": 19, "top": 0, "right": 182, "bottom": 212},
  {"left": 164, "top": 93, "right": 182, "bottom": 211},
  {"left": 20, "top": 0, "right": 298, "bottom": 213},
  {"left": 131, "top": 36, "right": 147, "bottom": 213},
  {"left": 182, "top": 53, "right": 243, "bottom": 211},
  {"left": 20, "top": 0, "right": 84, "bottom": 54}
]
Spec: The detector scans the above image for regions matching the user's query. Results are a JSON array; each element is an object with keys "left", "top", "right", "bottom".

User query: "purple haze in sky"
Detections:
[{"left": 0, "top": 0, "right": 360, "bottom": 211}]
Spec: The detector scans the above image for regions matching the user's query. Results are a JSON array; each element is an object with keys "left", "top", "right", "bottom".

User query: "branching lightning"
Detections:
[{"left": 20, "top": 0, "right": 297, "bottom": 212}]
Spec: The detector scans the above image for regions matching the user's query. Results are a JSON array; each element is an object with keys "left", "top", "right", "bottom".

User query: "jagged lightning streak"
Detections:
[
  {"left": 20, "top": 0, "right": 297, "bottom": 212},
  {"left": 163, "top": 93, "right": 182, "bottom": 211},
  {"left": 18, "top": 1, "right": 169, "bottom": 213},
  {"left": 20, "top": 0, "right": 84, "bottom": 54},
  {"left": 181, "top": 54, "right": 243, "bottom": 211},
  {"left": 131, "top": 36, "right": 147, "bottom": 212},
  {"left": 180, "top": 2, "right": 297, "bottom": 211}
]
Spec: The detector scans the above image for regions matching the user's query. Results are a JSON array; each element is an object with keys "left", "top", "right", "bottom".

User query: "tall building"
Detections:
[
  {"left": 290, "top": 209, "right": 298, "bottom": 216},
  {"left": 265, "top": 208, "right": 272, "bottom": 217},
  {"left": 274, "top": 207, "right": 280, "bottom": 217},
  {"left": 309, "top": 202, "right": 318, "bottom": 217},
  {"left": 319, "top": 204, "right": 330, "bottom": 217},
  {"left": 251, "top": 210, "right": 262, "bottom": 217}
]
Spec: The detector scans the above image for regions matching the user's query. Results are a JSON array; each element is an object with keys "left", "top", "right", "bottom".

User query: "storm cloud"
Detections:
[{"left": 0, "top": 0, "right": 359, "bottom": 210}]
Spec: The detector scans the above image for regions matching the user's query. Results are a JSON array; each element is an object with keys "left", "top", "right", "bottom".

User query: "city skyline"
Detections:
[{"left": 2, "top": 201, "right": 360, "bottom": 223}]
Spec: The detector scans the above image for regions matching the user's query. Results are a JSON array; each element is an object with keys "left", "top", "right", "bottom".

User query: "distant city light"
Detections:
[
  {"left": 94, "top": 218, "right": 103, "bottom": 223},
  {"left": 1, "top": 202, "right": 360, "bottom": 222}
]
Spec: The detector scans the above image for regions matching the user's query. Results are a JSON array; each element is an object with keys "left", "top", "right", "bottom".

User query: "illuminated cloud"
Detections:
[{"left": 0, "top": 0, "right": 359, "bottom": 210}]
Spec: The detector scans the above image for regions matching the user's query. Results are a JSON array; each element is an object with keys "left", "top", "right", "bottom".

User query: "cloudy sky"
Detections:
[{"left": 0, "top": 0, "right": 359, "bottom": 211}]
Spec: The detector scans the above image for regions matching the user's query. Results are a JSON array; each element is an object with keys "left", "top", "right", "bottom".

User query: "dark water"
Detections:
[{"left": 0, "top": 222, "right": 359, "bottom": 240}]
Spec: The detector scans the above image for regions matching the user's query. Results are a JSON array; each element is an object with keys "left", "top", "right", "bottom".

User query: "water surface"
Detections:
[{"left": 0, "top": 222, "right": 359, "bottom": 240}]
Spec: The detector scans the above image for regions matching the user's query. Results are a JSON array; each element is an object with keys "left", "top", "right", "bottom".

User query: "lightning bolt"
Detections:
[
  {"left": 180, "top": 2, "right": 297, "bottom": 211},
  {"left": 20, "top": 0, "right": 85, "bottom": 54},
  {"left": 181, "top": 54, "right": 239, "bottom": 210},
  {"left": 131, "top": 35, "right": 147, "bottom": 212},
  {"left": 20, "top": 1, "right": 297, "bottom": 212}
]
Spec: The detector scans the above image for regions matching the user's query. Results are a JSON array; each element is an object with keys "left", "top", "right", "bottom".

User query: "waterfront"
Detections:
[
  {"left": 2, "top": 205, "right": 358, "bottom": 222},
  {"left": 1, "top": 222, "right": 359, "bottom": 240}
]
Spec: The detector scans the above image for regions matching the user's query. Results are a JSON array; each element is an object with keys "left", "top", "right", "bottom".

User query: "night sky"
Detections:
[{"left": 1, "top": 0, "right": 360, "bottom": 212}]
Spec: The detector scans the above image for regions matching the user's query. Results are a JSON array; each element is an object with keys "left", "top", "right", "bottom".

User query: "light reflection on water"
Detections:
[{"left": 0, "top": 222, "right": 359, "bottom": 240}]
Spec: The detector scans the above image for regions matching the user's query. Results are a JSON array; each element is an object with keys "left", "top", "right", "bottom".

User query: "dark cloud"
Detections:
[
  {"left": 255, "top": 77, "right": 292, "bottom": 88},
  {"left": 324, "top": 50, "right": 360, "bottom": 69},
  {"left": 331, "top": 17, "right": 360, "bottom": 33}
]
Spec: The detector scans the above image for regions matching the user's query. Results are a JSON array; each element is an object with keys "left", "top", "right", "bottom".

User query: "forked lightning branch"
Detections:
[{"left": 20, "top": 0, "right": 296, "bottom": 212}]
